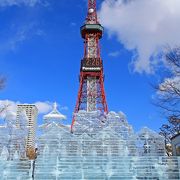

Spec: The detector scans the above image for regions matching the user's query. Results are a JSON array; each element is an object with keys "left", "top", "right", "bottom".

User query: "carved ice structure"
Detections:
[
  {"left": 34, "top": 111, "right": 180, "bottom": 179},
  {"left": 0, "top": 109, "right": 31, "bottom": 179},
  {"left": 0, "top": 108, "right": 180, "bottom": 179}
]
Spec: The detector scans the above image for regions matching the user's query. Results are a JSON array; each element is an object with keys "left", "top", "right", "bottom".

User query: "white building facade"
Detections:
[{"left": 16, "top": 104, "right": 38, "bottom": 151}]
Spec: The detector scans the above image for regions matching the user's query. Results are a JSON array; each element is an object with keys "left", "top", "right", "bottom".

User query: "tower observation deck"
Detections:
[{"left": 71, "top": 0, "right": 108, "bottom": 132}]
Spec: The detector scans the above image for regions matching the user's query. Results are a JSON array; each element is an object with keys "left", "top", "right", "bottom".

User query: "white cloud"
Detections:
[
  {"left": 108, "top": 51, "right": 120, "bottom": 57},
  {"left": 0, "top": 0, "right": 45, "bottom": 7},
  {"left": 0, "top": 100, "right": 58, "bottom": 121},
  {"left": 0, "top": 100, "right": 18, "bottom": 120},
  {"left": 35, "top": 101, "right": 52, "bottom": 114},
  {"left": 59, "top": 106, "right": 68, "bottom": 111},
  {"left": 0, "top": 23, "right": 45, "bottom": 53},
  {"left": 70, "top": 22, "right": 77, "bottom": 27},
  {"left": 99, "top": 0, "right": 180, "bottom": 74}
]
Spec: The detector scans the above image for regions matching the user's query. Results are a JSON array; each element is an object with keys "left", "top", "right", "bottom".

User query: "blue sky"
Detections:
[{"left": 1, "top": 0, "right": 179, "bottom": 132}]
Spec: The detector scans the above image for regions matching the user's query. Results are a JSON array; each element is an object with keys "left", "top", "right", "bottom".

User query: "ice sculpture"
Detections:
[
  {"left": 0, "top": 125, "right": 9, "bottom": 152},
  {"left": 1, "top": 146, "right": 9, "bottom": 160},
  {"left": 0, "top": 109, "right": 179, "bottom": 179},
  {"left": 33, "top": 111, "right": 180, "bottom": 179},
  {"left": 136, "top": 127, "right": 166, "bottom": 156},
  {"left": 0, "top": 108, "right": 31, "bottom": 179},
  {"left": 43, "top": 102, "right": 66, "bottom": 121}
]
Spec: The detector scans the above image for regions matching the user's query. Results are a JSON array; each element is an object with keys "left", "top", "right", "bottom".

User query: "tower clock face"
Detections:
[
  {"left": 85, "top": 58, "right": 100, "bottom": 66},
  {"left": 81, "top": 58, "right": 102, "bottom": 72}
]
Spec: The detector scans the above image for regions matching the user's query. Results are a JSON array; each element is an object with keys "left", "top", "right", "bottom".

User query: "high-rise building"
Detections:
[{"left": 16, "top": 104, "right": 38, "bottom": 151}]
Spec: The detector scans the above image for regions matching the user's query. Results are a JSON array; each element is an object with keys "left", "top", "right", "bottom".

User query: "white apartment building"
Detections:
[{"left": 16, "top": 104, "right": 38, "bottom": 151}]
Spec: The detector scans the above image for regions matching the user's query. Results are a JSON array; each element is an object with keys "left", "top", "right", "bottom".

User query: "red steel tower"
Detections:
[{"left": 71, "top": 0, "right": 108, "bottom": 131}]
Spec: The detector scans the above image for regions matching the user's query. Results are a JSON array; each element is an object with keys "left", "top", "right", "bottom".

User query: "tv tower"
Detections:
[{"left": 71, "top": 0, "right": 108, "bottom": 131}]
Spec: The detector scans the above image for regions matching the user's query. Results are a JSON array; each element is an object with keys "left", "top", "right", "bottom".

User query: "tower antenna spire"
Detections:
[{"left": 86, "top": 0, "right": 98, "bottom": 24}]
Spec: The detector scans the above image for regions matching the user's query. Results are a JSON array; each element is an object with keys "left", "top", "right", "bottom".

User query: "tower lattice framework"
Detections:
[{"left": 71, "top": 0, "right": 108, "bottom": 131}]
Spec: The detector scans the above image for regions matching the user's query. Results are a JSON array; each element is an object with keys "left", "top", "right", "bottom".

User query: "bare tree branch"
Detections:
[{"left": 153, "top": 47, "right": 180, "bottom": 155}]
